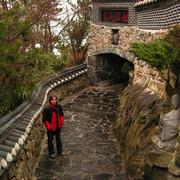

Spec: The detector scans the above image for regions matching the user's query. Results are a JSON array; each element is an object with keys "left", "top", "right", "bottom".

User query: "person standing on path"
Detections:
[{"left": 42, "top": 95, "right": 65, "bottom": 159}]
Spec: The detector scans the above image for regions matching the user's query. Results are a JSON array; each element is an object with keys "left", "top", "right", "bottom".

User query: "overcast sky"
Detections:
[{"left": 50, "top": 0, "right": 77, "bottom": 54}]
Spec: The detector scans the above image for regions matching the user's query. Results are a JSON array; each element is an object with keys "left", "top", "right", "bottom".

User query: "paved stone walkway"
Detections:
[{"left": 33, "top": 84, "right": 126, "bottom": 180}]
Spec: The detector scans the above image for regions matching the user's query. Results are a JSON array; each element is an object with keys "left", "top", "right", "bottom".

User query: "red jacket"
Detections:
[{"left": 43, "top": 103, "right": 64, "bottom": 131}]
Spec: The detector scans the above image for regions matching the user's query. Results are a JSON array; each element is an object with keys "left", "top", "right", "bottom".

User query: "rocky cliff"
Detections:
[{"left": 112, "top": 62, "right": 180, "bottom": 179}]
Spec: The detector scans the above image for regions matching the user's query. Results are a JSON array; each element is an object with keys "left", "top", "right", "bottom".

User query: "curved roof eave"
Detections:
[{"left": 134, "top": 0, "right": 160, "bottom": 7}]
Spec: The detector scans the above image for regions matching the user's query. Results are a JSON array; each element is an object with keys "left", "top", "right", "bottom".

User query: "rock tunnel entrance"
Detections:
[{"left": 88, "top": 53, "right": 134, "bottom": 86}]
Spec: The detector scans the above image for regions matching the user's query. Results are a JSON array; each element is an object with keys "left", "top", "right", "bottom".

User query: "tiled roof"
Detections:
[{"left": 134, "top": 0, "right": 159, "bottom": 7}]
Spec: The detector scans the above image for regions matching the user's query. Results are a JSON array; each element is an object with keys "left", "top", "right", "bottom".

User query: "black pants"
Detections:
[{"left": 47, "top": 129, "right": 62, "bottom": 155}]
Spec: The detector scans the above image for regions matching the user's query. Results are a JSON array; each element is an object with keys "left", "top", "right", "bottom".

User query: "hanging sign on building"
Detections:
[{"left": 101, "top": 9, "right": 128, "bottom": 23}]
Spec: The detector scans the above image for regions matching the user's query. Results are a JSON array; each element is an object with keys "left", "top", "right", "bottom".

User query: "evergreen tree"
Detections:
[
  {"left": 129, "top": 25, "right": 180, "bottom": 71},
  {"left": 0, "top": 0, "right": 68, "bottom": 117}
]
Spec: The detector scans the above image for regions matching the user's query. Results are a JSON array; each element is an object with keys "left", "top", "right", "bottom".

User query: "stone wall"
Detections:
[
  {"left": 87, "top": 24, "right": 170, "bottom": 97},
  {"left": 132, "top": 58, "right": 169, "bottom": 98},
  {"left": 1, "top": 74, "right": 88, "bottom": 180},
  {"left": 88, "top": 23, "right": 180, "bottom": 95},
  {"left": 88, "top": 24, "right": 167, "bottom": 58}
]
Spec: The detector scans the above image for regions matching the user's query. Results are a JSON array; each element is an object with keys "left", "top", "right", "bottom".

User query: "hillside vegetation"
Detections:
[{"left": 0, "top": 0, "right": 91, "bottom": 118}]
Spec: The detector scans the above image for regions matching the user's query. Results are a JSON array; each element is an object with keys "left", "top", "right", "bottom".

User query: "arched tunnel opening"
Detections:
[{"left": 88, "top": 53, "right": 134, "bottom": 86}]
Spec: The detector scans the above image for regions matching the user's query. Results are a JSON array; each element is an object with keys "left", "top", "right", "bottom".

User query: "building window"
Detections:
[{"left": 112, "top": 29, "right": 119, "bottom": 45}]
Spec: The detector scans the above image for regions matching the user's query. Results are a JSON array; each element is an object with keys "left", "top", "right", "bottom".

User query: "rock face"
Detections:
[
  {"left": 112, "top": 84, "right": 164, "bottom": 179},
  {"left": 112, "top": 84, "right": 180, "bottom": 179}
]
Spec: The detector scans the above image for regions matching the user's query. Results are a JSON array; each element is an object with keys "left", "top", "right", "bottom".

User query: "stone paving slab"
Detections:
[{"left": 33, "top": 84, "right": 127, "bottom": 180}]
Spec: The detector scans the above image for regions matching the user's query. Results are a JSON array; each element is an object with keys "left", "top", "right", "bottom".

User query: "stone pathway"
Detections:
[{"left": 33, "top": 84, "right": 126, "bottom": 180}]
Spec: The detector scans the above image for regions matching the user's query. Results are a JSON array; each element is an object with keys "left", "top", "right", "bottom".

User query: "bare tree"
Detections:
[{"left": 61, "top": 0, "right": 92, "bottom": 65}]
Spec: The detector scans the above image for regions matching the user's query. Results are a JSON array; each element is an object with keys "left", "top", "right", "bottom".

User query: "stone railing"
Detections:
[{"left": 0, "top": 64, "right": 88, "bottom": 178}]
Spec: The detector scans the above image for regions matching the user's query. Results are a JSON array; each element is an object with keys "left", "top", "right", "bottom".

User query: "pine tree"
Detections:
[{"left": 129, "top": 25, "right": 180, "bottom": 71}]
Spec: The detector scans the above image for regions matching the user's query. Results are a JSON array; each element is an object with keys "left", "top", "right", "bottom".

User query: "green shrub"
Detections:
[
  {"left": 0, "top": 50, "right": 67, "bottom": 118},
  {"left": 129, "top": 25, "right": 180, "bottom": 71}
]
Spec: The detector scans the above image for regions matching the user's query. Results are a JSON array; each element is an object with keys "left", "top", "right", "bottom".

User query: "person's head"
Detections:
[{"left": 49, "top": 95, "right": 58, "bottom": 106}]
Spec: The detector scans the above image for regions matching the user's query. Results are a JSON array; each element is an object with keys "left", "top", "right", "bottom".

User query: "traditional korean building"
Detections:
[{"left": 91, "top": 0, "right": 179, "bottom": 29}]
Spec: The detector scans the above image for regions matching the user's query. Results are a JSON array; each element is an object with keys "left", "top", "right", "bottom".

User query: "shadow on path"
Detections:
[{"left": 33, "top": 84, "right": 127, "bottom": 180}]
